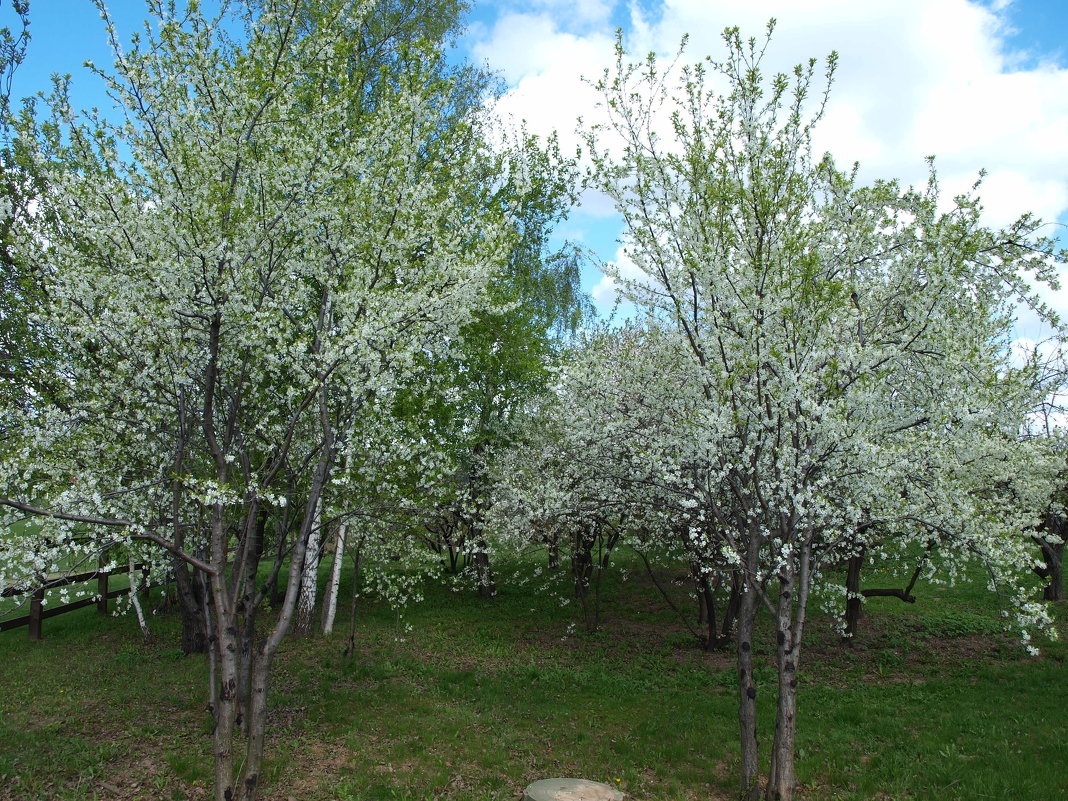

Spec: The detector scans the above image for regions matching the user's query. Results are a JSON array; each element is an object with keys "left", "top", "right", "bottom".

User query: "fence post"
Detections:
[
  {"left": 97, "top": 561, "right": 109, "bottom": 615},
  {"left": 29, "top": 587, "right": 44, "bottom": 640}
]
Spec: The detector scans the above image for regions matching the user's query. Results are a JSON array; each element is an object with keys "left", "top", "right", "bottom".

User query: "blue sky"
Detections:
[{"left": 4, "top": 0, "right": 1068, "bottom": 333}]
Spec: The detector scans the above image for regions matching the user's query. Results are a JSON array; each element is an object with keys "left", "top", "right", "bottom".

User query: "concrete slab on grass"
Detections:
[{"left": 523, "top": 778, "right": 624, "bottom": 801}]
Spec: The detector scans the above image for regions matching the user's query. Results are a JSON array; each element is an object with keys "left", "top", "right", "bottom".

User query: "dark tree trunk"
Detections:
[
  {"left": 573, "top": 534, "right": 593, "bottom": 600},
  {"left": 572, "top": 527, "right": 597, "bottom": 630},
  {"left": 1035, "top": 515, "right": 1066, "bottom": 602},
  {"left": 344, "top": 540, "right": 365, "bottom": 658},
  {"left": 1037, "top": 537, "right": 1065, "bottom": 601},
  {"left": 1043, "top": 542, "right": 1064, "bottom": 601},
  {"left": 174, "top": 559, "right": 208, "bottom": 654},
  {"left": 694, "top": 570, "right": 740, "bottom": 650},
  {"left": 716, "top": 572, "right": 742, "bottom": 648},
  {"left": 236, "top": 507, "right": 268, "bottom": 725},
  {"left": 696, "top": 574, "right": 717, "bottom": 649},
  {"left": 267, "top": 517, "right": 289, "bottom": 607},
  {"left": 842, "top": 544, "right": 927, "bottom": 641},
  {"left": 473, "top": 535, "right": 496, "bottom": 598},
  {"left": 843, "top": 550, "right": 864, "bottom": 642},
  {"left": 737, "top": 582, "right": 760, "bottom": 801}
]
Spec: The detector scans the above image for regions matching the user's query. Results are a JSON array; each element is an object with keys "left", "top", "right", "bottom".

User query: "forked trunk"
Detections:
[{"left": 696, "top": 570, "right": 741, "bottom": 650}]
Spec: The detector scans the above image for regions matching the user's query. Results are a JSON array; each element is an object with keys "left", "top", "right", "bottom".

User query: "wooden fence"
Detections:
[{"left": 0, "top": 562, "right": 150, "bottom": 639}]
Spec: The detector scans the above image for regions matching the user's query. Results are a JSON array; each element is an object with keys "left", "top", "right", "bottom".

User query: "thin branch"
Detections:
[{"left": 0, "top": 498, "right": 218, "bottom": 575}]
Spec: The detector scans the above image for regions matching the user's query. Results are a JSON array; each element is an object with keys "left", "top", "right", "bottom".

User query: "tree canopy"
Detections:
[
  {"left": 583, "top": 23, "right": 1064, "bottom": 800},
  {"left": 0, "top": 2, "right": 578, "bottom": 799}
]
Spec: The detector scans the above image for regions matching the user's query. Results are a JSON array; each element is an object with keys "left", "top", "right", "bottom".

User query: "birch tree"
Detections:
[
  {"left": 0, "top": 2, "right": 509, "bottom": 800},
  {"left": 0, "top": 0, "right": 44, "bottom": 423},
  {"left": 406, "top": 130, "right": 590, "bottom": 596},
  {"left": 586, "top": 24, "right": 1063, "bottom": 801}
]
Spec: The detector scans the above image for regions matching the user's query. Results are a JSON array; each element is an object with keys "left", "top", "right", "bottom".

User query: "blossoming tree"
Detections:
[
  {"left": 0, "top": 2, "right": 513, "bottom": 799},
  {"left": 585, "top": 24, "right": 1064, "bottom": 801}
]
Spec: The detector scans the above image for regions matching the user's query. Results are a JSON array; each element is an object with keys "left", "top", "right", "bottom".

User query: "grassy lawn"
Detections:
[{"left": 1, "top": 554, "right": 1065, "bottom": 801}]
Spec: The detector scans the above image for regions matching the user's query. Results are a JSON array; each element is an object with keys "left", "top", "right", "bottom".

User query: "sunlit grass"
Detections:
[{"left": 0, "top": 553, "right": 1065, "bottom": 800}]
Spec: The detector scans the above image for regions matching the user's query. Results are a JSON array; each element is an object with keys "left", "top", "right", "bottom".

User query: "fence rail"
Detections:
[{"left": 0, "top": 562, "right": 150, "bottom": 639}]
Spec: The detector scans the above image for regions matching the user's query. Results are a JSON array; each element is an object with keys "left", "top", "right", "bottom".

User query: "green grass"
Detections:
[{"left": 1, "top": 554, "right": 1065, "bottom": 801}]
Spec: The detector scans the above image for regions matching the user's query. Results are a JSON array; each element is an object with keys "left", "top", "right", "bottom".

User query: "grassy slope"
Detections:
[{"left": 0, "top": 555, "right": 1065, "bottom": 801}]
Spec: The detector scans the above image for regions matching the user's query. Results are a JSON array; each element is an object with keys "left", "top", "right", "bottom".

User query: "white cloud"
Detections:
[
  {"left": 592, "top": 244, "right": 647, "bottom": 310},
  {"left": 470, "top": 0, "right": 1068, "bottom": 214},
  {"left": 465, "top": 0, "right": 1068, "bottom": 320},
  {"left": 470, "top": 11, "right": 617, "bottom": 154}
]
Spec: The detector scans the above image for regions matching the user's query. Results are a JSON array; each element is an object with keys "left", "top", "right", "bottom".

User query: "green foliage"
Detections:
[{"left": 0, "top": 1, "right": 54, "bottom": 424}]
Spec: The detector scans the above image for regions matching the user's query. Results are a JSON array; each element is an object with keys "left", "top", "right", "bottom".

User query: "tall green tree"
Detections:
[
  {"left": 406, "top": 129, "right": 591, "bottom": 596},
  {"left": 0, "top": 0, "right": 42, "bottom": 424}
]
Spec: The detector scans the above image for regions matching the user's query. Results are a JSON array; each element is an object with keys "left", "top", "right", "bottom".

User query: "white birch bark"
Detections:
[
  {"left": 296, "top": 499, "right": 323, "bottom": 635},
  {"left": 321, "top": 521, "right": 346, "bottom": 635},
  {"left": 128, "top": 554, "right": 151, "bottom": 642}
]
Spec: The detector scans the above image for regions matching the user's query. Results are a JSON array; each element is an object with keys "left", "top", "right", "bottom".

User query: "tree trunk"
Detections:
[
  {"left": 237, "top": 650, "right": 274, "bottom": 801},
  {"left": 322, "top": 522, "right": 346, "bottom": 635},
  {"left": 344, "top": 539, "right": 365, "bottom": 658},
  {"left": 208, "top": 508, "right": 240, "bottom": 801},
  {"left": 236, "top": 506, "right": 267, "bottom": 731},
  {"left": 721, "top": 572, "right": 742, "bottom": 646},
  {"left": 267, "top": 518, "right": 288, "bottom": 606},
  {"left": 171, "top": 468, "right": 208, "bottom": 653},
  {"left": 737, "top": 581, "right": 760, "bottom": 801},
  {"left": 843, "top": 550, "right": 864, "bottom": 641},
  {"left": 573, "top": 532, "right": 593, "bottom": 600},
  {"left": 1035, "top": 518, "right": 1065, "bottom": 602},
  {"left": 548, "top": 535, "right": 560, "bottom": 569},
  {"left": 1043, "top": 540, "right": 1065, "bottom": 601},
  {"left": 174, "top": 560, "right": 208, "bottom": 654},
  {"left": 572, "top": 528, "right": 597, "bottom": 630},
  {"left": 766, "top": 568, "right": 799, "bottom": 801},
  {"left": 226, "top": 394, "right": 333, "bottom": 800},
  {"left": 472, "top": 530, "right": 496, "bottom": 598},
  {"left": 696, "top": 573, "right": 715, "bottom": 647},
  {"left": 695, "top": 571, "right": 739, "bottom": 650},
  {"left": 128, "top": 553, "right": 151, "bottom": 642},
  {"left": 295, "top": 499, "right": 323, "bottom": 635},
  {"left": 766, "top": 667, "right": 798, "bottom": 801}
]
